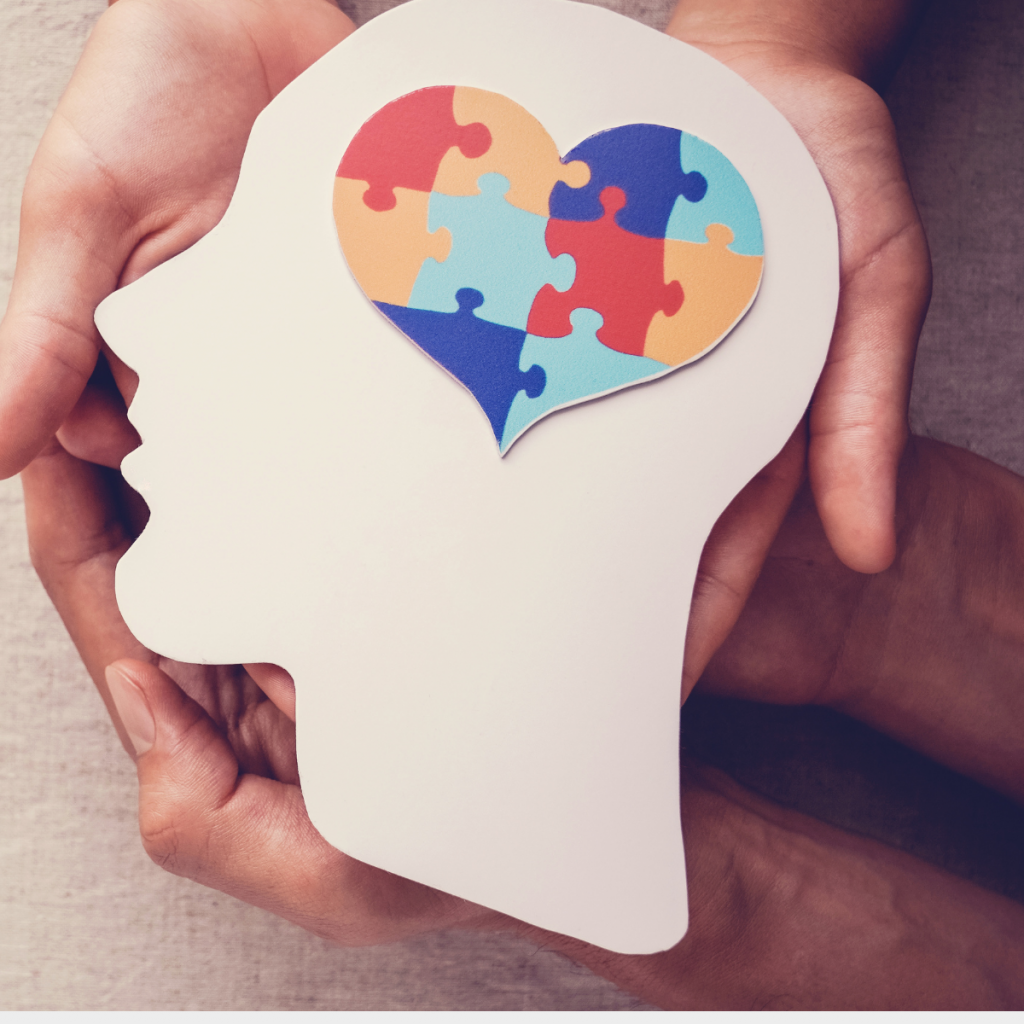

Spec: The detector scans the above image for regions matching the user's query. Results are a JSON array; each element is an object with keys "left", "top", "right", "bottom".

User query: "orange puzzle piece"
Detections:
[
  {"left": 334, "top": 178, "right": 452, "bottom": 307},
  {"left": 434, "top": 87, "right": 590, "bottom": 217},
  {"left": 644, "top": 224, "right": 763, "bottom": 366}
]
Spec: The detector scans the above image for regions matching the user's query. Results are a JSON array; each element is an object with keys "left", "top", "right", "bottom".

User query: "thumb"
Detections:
[
  {"left": 104, "top": 659, "right": 241, "bottom": 878},
  {"left": 103, "top": 658, "right": 486, "bottom": 944}
]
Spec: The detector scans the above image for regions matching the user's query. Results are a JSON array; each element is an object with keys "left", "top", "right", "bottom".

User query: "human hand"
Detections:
[
  {"left": 20, "top": 438, "right": 501, "bottom": 945},
  {"left": 0, "top": 0, "right": 354, "bottom": 477},
  {"left": 699, "top": 435, "right": 1024, "bottom": 804},
  {"left": 667, "top": 0, "right": 933, "bottom": 575},
  {"left": 553, "top": 757, "right": 1024, "bottom": 1009},
  {"left": 25, "top": 437, "right": 1024, "bottom": 1010},
  {"left": 1, "top": 0, "right": 881, "bottom": 710}
]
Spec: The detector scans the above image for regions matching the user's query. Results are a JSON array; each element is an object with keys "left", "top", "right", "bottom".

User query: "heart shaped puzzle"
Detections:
[{"left": 334, "top": 86, "right": 763, "bottom": 453}]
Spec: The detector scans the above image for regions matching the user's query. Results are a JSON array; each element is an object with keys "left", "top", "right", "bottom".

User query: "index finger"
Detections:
[{"left": 0, "top": 118, "right": 133, "bottom": 478}]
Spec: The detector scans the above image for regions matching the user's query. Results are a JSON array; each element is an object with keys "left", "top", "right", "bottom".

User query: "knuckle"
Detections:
[
  {"left": 138, "top": 792, "right": 203, "bottom": 878},
  {"left": 693, "top": 565, "right": 743, "bottom": 605}
]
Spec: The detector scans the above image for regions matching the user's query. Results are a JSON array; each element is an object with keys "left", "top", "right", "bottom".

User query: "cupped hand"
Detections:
[
  {"left": 667, "top": 10, "right": 932, "bottom": 575},
  {"left": 0, "top": 0, "right": 355, "bottom": 478},
  {"left": 14, "top": 418, "right": 808, "bottom": 958},
  {"left": 24, "top": 432, "right": 1024, "bottom": 1007},
  {"left": 699, "top": 435, "right": 1024, "bottom": 804},
  {"left": 20, "top": 438, "right": 501, "bottom": 945}
]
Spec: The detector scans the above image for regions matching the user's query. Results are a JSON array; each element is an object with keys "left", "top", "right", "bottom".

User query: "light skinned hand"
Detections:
[
  {"left": 0, "top": 0, "right": 355, "bottom": 475},
  {"left": 21, "top": 437, "right": 502, "bottom": 945},
  {"left": 668, "top": 0, "right": 933, "bottom": 574}
]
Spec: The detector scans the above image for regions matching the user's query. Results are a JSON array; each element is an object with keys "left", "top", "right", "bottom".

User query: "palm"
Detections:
[
  {"left": 681, "top": 54, "right": 930, "bottom": 703},
  {"left": 0, "top": 0, "right": 353, "bottom": 474},
  {"left": 51, "top": 0, "right": 349, "bottom": 281},
  {"left": 156, "top": 660, "right": 300, "bottom": 782}
]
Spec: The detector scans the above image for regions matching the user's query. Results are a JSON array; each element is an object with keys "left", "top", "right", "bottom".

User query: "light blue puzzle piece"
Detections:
[
  {"left": 500, "top": 308, "right": 667, "bottom": 452},
  {"left": 665, "top": 133, "right": 763, "bottom": 256},
  {"left": 408, "top": 173, "right": 576, "bottom": 331}
]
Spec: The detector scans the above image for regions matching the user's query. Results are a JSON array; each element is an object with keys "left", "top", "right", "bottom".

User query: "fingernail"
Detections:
[{"left": 105, "top": 663, "right": 155, "bottom": 756}]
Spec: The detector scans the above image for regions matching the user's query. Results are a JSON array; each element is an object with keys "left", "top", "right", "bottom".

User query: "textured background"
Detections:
[{"left": 0, "top": 0, "right": 1021, "bottom": 1010}]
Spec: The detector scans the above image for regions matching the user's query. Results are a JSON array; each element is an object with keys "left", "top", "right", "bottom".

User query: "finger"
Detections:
[
  {"left": 106, "top": 658, "right": 489, "bottom": 945},
  {"left": 682, "top": 422, "right": 807, "bottom": 699},
  {"left": 0, "top": 0, "right": 256, "bottom": 480},
  {"left": 0, "top": 117, "right": 137, "bottom": 479},
  {"left": 244, "top": 662, "right": 297, "bottom": 722},
  {"left": 103, "top": 342, "right": 140, "bottom": 406},
  {"left": 809, "top": 220, "right": 929, "bottom": 574},
  {"left": 21, "top": 438, "right": 153, "bottom": 753},
  {"left": 56, "top": 352, "right": 141, "bottom": 468},
  {"left": 695, "top": 475, "right": 871, "bottom": 707},
  {"left": 805, "top": 90, "right": 932, "bottom": 575}
]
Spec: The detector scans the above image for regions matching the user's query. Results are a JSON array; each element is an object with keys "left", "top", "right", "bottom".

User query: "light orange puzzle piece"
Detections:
[
  {"left": 334, "top": 177, "right": 452, "bottom": 306},
  {"left": 433, "top": 86, "right": 590, "bottom": 217},
  {"left": 644, "top": 224, "right": 763, "bottom": 366}
]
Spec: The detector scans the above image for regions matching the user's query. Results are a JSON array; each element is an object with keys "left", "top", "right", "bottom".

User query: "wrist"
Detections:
[{"left": 519, "top": 762, "right": 1024, "bottom": 1008}]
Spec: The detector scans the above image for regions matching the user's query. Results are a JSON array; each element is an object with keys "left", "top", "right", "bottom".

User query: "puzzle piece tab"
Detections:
[
  {"left": 376, "top": 288, "right": 546, "bottom": 445},
  {"left": 334, "top": 178, "right": 452, "bottom": 307},
  {"left": 527, "top": 187, "right": 682, "bottom": 357},
  {"left": 665, "top": 132, "right": 763, "bottom": 256},
  {"left": 548, "top": 124, "right": 707, "bottom": 239},
  {"left": 502, "top": 308, "right": 667, "bottom": 452},
  {"left": 434, "top": 87, "right": 590, "bottom": 217},
  {"left": 337, "top": 86, "right": 491, "bottom": 212},
  {"left": 409, "top": 173, "right": 576, "bottom": 331},
  {"left": 645, "top": 224, "right": 763, "bottom": 366}
]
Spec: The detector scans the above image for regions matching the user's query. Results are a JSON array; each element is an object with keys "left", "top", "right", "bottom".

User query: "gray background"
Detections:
[{"left": 0, "top": 0, "right": 1020, "bottom": 1010}]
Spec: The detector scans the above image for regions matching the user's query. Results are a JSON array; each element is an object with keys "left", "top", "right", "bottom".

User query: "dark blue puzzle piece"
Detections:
[
  {"left": 549, "top": 124, "right": 708, "bottom": 239},
  {"left": 376, "top": 288, "right": 546, "bottom": 446}
]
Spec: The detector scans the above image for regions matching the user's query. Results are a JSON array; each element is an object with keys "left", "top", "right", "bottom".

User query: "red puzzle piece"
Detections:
[
  {"left": 338, "top": 86, "right": 492, "bottom": 212},
  {"left": 527, "top": 187, "right": 683, "bottom": 356}
]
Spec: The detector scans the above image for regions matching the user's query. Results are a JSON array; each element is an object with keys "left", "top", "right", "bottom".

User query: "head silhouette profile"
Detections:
[{"left": 95, "top": 0, "right": 837, "bottom": 954}]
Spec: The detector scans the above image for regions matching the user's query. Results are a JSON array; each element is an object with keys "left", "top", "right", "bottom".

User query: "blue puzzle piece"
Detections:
[
  {"left": 501, "top": 308, "right": 666, "bottom": 452},
  {"left": 665, "top": 132, "right": 763, "bottom": 256},
  {"left": 408, "top": 173, "right": 576, "bottom": 331},
  {"left": 548, "top": 124, "right": 708, "bottom": 240},
  {"left": 377, "top": 288, "right": 546, "bottom": 446}
]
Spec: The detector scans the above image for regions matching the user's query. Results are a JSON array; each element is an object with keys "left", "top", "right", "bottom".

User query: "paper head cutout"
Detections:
[
  {"left": 95, "top": 0, "right": 837, "bottom": 955},
  {"left": 334, "top": 86, "right": 764, "bottom": 452}
]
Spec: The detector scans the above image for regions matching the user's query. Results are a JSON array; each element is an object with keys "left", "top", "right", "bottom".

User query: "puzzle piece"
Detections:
[
  {"left": 334, "top": 178, "right": 452, "bottom": 307},
  {"left": 409, "top": 173, "right": 576, "bottom": 331},
  {"left": 376, "top": 288, "right": 546, "bottom": 445},
  {"left": 337, "top": 86, "right": 491, "bottom": 212},
  {"left": 665, "top": 132, "right": 763, "bottom": 256},
  {"left": 645, "top": 224, "right": 763, "bottom": 366},
  {"left": 548, "top": 124, "right": 707, "bottom": 239},
  {"left": 502, "top": 308, "right": 668, "bottom": 452},
  {"left": 433, "top": 86, "right": 590, "bottom": 217},
  {"left": 527, "top": 187, "right": 683, "bottom": 357}
]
